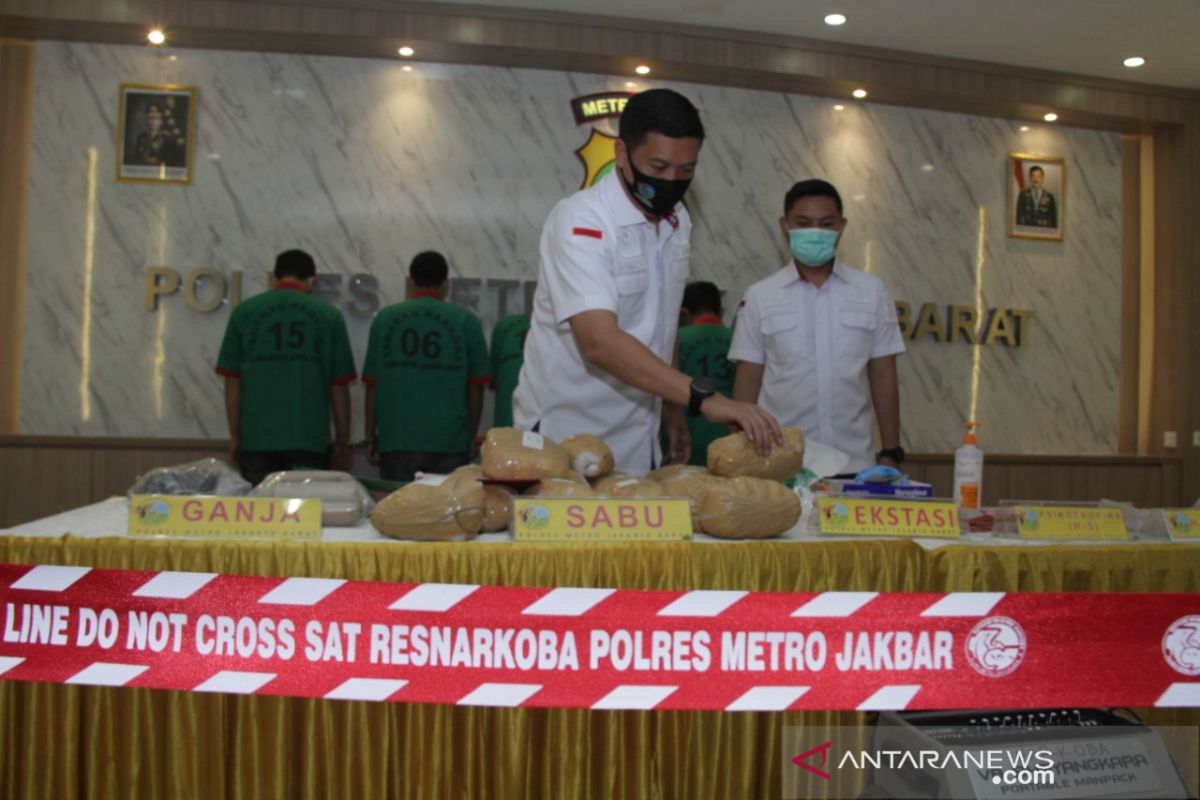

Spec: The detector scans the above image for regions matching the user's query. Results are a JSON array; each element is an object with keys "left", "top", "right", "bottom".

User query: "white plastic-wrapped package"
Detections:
[
  {"left": 370, "top": 466, "right": 485, "bottom": 541},
  {"left": 698, "top": 476, "right": 801, "bottom": 539},
  {"left": 707, "top": 428, "right": 806, "bottom": 481},
  {"left": 252, "top": 470, "right": 374, "bottom": 526},
  {"left": 561, "top": 434, "right": 615, "bottom": 479},
  {"left": 480, "top": 428, "right": 571, "bottom": 481},
  {"left": 128, "top": 458, "right": 251, "bottom": 497}
]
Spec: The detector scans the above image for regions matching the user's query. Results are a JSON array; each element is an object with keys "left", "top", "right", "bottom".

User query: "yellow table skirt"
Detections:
[{"left": 0, "top": 535, "right": 1196, "bottom": 799}]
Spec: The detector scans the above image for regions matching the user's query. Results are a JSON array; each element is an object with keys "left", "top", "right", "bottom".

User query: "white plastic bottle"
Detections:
[{"left": 953, "top": 422, "right": 983, "bottom": 509}]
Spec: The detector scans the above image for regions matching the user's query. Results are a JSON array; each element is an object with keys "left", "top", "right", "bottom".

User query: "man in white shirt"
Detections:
[
  {"left": 514, "top": 89, "right": 780, "bottom": 473},
  {"left": 729, "top": 179, "right": 906, "bottom": 472}
]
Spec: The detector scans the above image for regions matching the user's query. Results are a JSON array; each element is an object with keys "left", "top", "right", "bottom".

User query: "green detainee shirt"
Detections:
[
  {"left": 490, "top": 313, "right": 531, "bottom": 429},
  {"left": 215, "top": 282, "right": 357, "bottom": 454},
  {"left": 677, "top": 316, "right": 735, "bottom": 466},
  {"left": 363, "top": 294, "right": 490, "bottom": 454}
]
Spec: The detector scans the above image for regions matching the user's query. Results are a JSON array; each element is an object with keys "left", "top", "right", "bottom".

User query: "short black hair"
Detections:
[
  {"left": 618, "top": 89, "right": 705, "bottom": 151},
  {"left": 409, "top": 250, "right": 449, "bottom": 287},
  {"left": 682, "top": 281, "right": 722, "bottom": 316},
  {"left": 1029, "top": 166, "right": 1045, "bottom": 177},
  {"left": 274, "top": 249, "right": 316, "bottom": 280},
  {"left": 784, "top": 179, "right": 844, "bottom": 216}
]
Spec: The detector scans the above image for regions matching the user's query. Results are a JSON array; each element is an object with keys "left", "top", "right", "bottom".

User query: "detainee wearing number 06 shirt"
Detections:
[{"left": 513, "top": 88, "right": 781, "bottom": 474}]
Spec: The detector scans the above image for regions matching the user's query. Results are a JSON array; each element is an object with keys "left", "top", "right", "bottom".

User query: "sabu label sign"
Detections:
[
  {"left": 130, "top": 495, "right": 322, "bottom": 539},
  {"left": 512, "top": 498, "right": 692, "bottom": 543}
]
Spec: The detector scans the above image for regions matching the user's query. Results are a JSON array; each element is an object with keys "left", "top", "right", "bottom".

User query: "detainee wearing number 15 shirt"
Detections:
[
  {"left": 363, "top": 251, "right": 490, "bottom": 482},
  {"left": 215, "top": 249, "right": 357, "bottom": 486},
  {"left": 512, "top": 88, "right": 781, "bottom": 474}
]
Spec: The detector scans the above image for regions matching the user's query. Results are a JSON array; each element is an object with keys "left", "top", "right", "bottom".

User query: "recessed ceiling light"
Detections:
[
  {"left": 1019, "top": 125, "right": 1029, "bottom": 131},
  {"left": 824, "top": 13, "right": 847, "bottom": 25},
  {"left": 402, "top": 65, "right": 413, "bottom": 72},
  {"left": 168, "top": 54, "right": 177, "bottom": 62},
  {"left": 920, "top": 164, "right": 934, "bottom": 172},
  {"left": 1043, "top": 112, "right": 1058, "bottom": 122},
  {"left": 852, "top": 89, "right": 867, "bottom": 99},
  {"left": 833, "top": 104, "right": 845, "bottom": 111},
  {"left": 147, "top": 29, "right": 166, "bottom": 45},
  {"left": 635, "top": 65, "right": 651, "bottom": 75},
  {"left": 625, "top": 81, "right": 636, "bottom": 89},
  {"left": 398, "top": 46, "right": 414, "bottom": 57},
  {"left": 1123, "top": 56, "right": 1145, "bottom": 68}
]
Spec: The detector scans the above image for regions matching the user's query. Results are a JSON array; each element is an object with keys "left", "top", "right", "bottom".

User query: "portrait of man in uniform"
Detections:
[
  {"left": 117, "top": 83, "right": 196, "bottom": 184},
  {"left": 1009, "top": 154, "right": 1064, "bottom": 241}
]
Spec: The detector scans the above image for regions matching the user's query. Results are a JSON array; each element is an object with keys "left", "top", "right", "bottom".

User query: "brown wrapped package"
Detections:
[
  {"left": 370, "top": 466, "right": 485, "bottom": 541},
  {"left": 561, "top": 434, "right": 615, "bottom": 479},
  {"left": 526, "top": 477, "right": 599, "bottom": 498},
  {"left": 698, "top": 476, "right": 801, "bottom": 539},
  {"left": 593, "top": 474, "right": 664, "bottom": 499},
  {"left": 707, "top": 428, "right": 806, "bottom": 481},
  {"left": 647, "top": 464, "right": 706, "bottom": 483},
  {"left": 481, "top": 427, "right": 571, "bottom": 481},
  {"left": 657, "top": 468, "right": 719, "bottom": 530},
  {"left": 481, "top": 483, "right": 516, "bottom": 532}
]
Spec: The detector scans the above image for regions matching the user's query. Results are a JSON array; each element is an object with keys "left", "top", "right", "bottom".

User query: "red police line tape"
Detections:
[{"left": 0, "top": 563, "right": 1197, "bottom": 711}]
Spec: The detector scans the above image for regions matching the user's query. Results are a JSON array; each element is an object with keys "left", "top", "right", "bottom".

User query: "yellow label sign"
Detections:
[
  {"left": 1014, "top": 506, "right": 1127, "bottom": 541},
  {"left": 817, "top": 497, "right": 960, "bottom": 538},
  {"left": 129, "top": 495, "right": 322, "bottom": 539},
  {"left": 1163, "top": 509, "right": 1200, "bottom": 540},
  {"left": 512, "top": 498, "right": 692, "bottom": 543}
]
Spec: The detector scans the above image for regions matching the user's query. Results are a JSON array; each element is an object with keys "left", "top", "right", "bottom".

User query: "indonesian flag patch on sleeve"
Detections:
[{"left": 572, "top": 227, "right": 603, "bottom": 239}]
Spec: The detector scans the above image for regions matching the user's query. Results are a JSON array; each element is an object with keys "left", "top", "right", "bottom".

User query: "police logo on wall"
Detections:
[
  {"left": 570, "top": 92, "right": 634, "bottom": 189},
  {"left": 965, "top": 616, "right": 1027, "bottom": 678}
]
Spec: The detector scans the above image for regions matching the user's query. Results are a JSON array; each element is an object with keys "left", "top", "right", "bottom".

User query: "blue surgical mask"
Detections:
[{"left": 788, "top": 227, "right": 839, "bottom": 267}]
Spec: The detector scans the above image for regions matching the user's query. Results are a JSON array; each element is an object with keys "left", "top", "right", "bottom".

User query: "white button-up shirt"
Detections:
[
  {"left": 513, "top": 170, "right": 690, "bottom": 473},
  {"left": 728, "top": 259, "right": 905, "bottom": 471}
]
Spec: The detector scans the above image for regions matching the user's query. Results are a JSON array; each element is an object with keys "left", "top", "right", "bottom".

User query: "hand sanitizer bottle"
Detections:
[{"left": 953, "top": 422, "right": 983, "bottom": 509}]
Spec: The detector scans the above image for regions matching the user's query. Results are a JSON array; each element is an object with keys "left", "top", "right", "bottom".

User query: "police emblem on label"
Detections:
[
  {"left": 1162, "top": 615, "right": 1200, "bottom": 676},
  {"left": 965, "top": 615, "right": 1027, "bottom": 677}
]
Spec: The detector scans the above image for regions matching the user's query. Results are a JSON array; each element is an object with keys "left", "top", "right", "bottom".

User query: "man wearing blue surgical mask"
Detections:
[{"left": 728, "top": 180, "right": 906, "bottom": 472}]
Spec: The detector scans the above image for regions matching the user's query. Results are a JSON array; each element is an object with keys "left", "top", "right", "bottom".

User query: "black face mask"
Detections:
[{"left": 621, "top": 161, "right": 691, "bottom": 218}]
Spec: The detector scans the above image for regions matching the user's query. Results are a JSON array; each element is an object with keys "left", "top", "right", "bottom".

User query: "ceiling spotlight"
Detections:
[
  {"left": 852, "top": 89, "right": 867, "bottom": 99},
  {"left": 147, "top": 29, "right": 166, "bottom": 45},
  {"left": 635, "top": 65, "right": 651, "bottom": 75},
  {"left": 1123, "top": 56, "right": 1145, "bottom": 68},
  {"left": 833, "top": 104, "right": 845, "bottom": 111},
  {"left": 1043, "top": 112, "right": 1058, "bottom": 122},
  {"left": 1019, "top": 125, "right": 1029, "bottom": 131},
  {"left": 625, "top": 81, "right": 637, "bottom": 89},
  {"left": 398, "top": 46, "right": 414, "bottom": 57},
  {"left": 402, "top": 65, "right": 413, "bottom": 72},
  {"left": 168, "top": 54, "right": 177, "bottom": 62},
  {"left": 824, "top": 13, "right": 847, "bottom": 26}
]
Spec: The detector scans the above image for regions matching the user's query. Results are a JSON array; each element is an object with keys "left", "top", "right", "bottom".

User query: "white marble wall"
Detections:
[{"left": 21, "top": 41, "right": 1121, "bottom": 454}]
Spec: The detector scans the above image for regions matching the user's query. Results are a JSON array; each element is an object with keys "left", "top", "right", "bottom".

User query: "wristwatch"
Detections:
[
  {"left": 687, "top": 377, "right": 716, "bottom": 417},
  {"left": 877, "top": 446, "right": 906, "bottom": 464}
]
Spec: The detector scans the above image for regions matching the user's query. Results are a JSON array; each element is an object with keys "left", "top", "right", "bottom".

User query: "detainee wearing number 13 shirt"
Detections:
[
  {"left": 215, "top": 249, "right": 357, "bottom": 486},
  {"left": 512, "top": 88, "right": 781, "bottom": 474},
  {"left": 363, "top": 251, "right": 490, "bottom": 481}
]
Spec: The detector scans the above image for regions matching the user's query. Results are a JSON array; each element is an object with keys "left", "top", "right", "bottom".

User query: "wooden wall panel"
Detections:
[{"left": 0, "top": 39, "right": 34, "bottom": 435}]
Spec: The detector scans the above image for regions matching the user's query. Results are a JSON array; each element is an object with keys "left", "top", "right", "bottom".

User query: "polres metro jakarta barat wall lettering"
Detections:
[{"left": 144, "top": 266, "right": 1033, "bottom": 346}]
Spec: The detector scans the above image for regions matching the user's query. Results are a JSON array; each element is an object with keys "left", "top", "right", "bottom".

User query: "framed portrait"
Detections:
[
  {"left": 116, "top": 83, "right": 197, "bottom": 184},
  {"left": 1008, "top": 154, "right": 1064, "bottom": 241}
]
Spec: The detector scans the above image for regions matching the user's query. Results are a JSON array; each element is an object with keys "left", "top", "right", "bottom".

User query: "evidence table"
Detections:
[{"left": 0, "top": 499, "right": 1196, "bottom": 799}]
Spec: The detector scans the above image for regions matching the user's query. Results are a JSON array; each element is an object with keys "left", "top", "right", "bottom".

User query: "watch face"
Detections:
[{"left": 693, "top": 377, "right": 715, "bottom": 395}]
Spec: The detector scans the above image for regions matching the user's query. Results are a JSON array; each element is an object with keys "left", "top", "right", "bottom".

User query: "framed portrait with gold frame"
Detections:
[
  {"left": 116, "top": 83, "right": 197, "bottom": 184},
  {"left": 1008, "top": 154, "right": 1064, "bottom": 241}
]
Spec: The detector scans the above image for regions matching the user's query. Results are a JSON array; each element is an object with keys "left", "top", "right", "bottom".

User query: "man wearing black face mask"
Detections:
[{"left": 513, "top": 88, "right": 781, "bottom": 474}]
